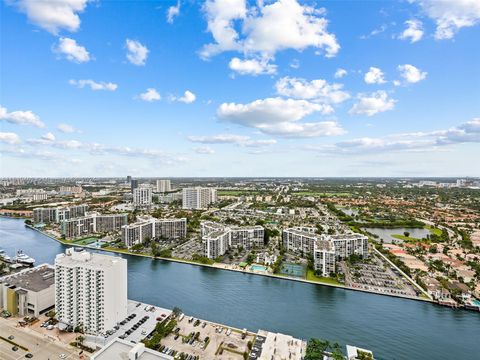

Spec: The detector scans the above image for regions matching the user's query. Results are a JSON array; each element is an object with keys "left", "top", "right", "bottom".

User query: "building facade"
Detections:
[
  {"left": 55, "top": 249, "right": 127, "bottom": 335},
  {"left": 33, "top": 204, "right": 88, "bottom": 224},
  {"left": 156, "top": 180, "right": 171, "bottom": 193},
  {"left": 182, "top": 187, "right": 217, "bottom": 209},
  {"left": 122, "top": 217, "right": 186, "bottom": 247},
  {"left": 201, "top": 221, "right": 265, "bottom": 259},
  {"left": 133, "top": 187, "right": 152, "bottom": 208},
  {"left": 61, "top": 213, "right": 128, "bottom": 239}
]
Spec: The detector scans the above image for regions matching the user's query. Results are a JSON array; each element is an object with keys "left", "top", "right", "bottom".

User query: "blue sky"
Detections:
[{"left": 1, "top": 0, "right": 479, "bottom": 177}]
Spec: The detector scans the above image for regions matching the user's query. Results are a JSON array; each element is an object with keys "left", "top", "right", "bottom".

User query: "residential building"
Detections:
[
  {"left": 327, "top": 233, "right": 369, "bottom": 260},
  {"left": 256, "top": 330, "right": 306, "bottom": 360},
  {"left": 156, "top": 179, "right": 171, "bottom": 193},
  {"left": 59, "top": 186, "right": 83, "bottom": 195},
  {"left": 55, "top": 249, "right": 127, "bottom": 335},
  {"left": 133, "top": 187, "right": 152, "bottom": 208},
  {"left": 313, "top": 240, "right": 336, "bottom": 276},
  {"left": 130, "top": 179, "right": 138, "bottom": 192},
  {"left": 91, "top": 338, "right": 173, "bottom": 360},
  {"left": 33, "top": 204, "right": 88, "bottom": 224},
  {"left": 157, "top": 191, "right": 183, "bottom": 203},
  {"left": 282, "top": 227, "right": 318, "bottom": 255},
  {"left": 182, "top": 187, "right": 217, "bottom": 209},
  {"left": 122, "top": 217, "right": 186, "bottom": 247},
  {"left": 154, "top": 218, "right": 187, "bottom": 239},
  {"left": 122, "top": 218, "right": 156, "bottom": 247},
  {"left": 0, "top": 265, "right": 55, "bottom": 317},
  {"left": 61, "top": 213, "right": 128, "bottom": 239},
  {"left": 201, "top": 221, "right": 265, "bottom": 259}
]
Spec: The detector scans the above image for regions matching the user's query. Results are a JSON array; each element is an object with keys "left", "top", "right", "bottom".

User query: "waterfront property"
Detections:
[
  {"left": 122, "top": 217, "right": 187, "bottom": 247},
  {"left": 1, "top": 217, "right": 480, "bottom": 360},
  {"left": 201, "top": 221, "right": 264, "bottom": 259},
  {"left": 0, "top": 264, "right": 55, "bottom": 317},
  {"left": 91, "top": 339, "right": 173, "bottom": 360},
  {"left": 283, "top": 228, "right": 368, "bottom": 276},
  {"left": 55, "top": 248, "right": 128, "bottom": 335},
  {"left": 33, "top": 204, "right": 88, "bottom": 224},
  {"left": 61, "top": 212, "right": 128, "bottom": 238}
]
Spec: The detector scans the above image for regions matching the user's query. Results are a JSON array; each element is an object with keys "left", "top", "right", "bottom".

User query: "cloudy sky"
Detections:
[{"left": 1, "top": 0, "right": 479, "bottom": 177}]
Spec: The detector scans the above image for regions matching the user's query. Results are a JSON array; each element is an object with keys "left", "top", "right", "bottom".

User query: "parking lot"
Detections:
[
  {"left": 345, "top": 256, "right": 417, "bottom": 297},
  {"left": 160, "top": 315, "right": 255, "bottom": 360},
  {"left": 86, "top": 300, "right": 172, "bottom": 348},
  {"left": 0, "top": 318, "right": 82, "bottom": 360}
]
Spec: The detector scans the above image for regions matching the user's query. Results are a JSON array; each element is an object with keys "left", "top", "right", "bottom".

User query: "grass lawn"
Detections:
[
  {"left": 425, "top": 225, "right": 442, "bottom": 236},
  {"left": 217, "top": 190, "right": 263, "bottom": 196},
  {"left": 306, "top": 269, "right": 342, "bottom": 285},
  {"left": 73, "top": 237, "right": 98, "bottom": 245}
]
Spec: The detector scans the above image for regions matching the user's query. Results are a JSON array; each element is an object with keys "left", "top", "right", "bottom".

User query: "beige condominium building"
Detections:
[{"left": 182, "top": 187, "right": 217, "bottom": 209}]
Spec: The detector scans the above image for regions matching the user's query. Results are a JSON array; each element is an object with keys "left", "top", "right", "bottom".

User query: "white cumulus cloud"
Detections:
[
  {"left": 0, "top": 105, "right": 45, "bottom": 127},
  {"left": 399, "top": 19, "right": 424, "bottom": 43},
  {"left": 187, "top": 134, "right": 276, "bottom": 147},
  {"left": 334, "top": 68, "right": 347, "bottom": 79},
  {"left": 349, "top": 91, "right": 396, "bottom": 116},
  {"left": 413, "top": 0, "right": 480, "bottom": 39},
  {"left": 126, "top": 39, "right": 149, "bottom": 66},
  {"left": 54, "top": 37, "right": 90, "bottom": 63},
  {"left": 229, "top": 57, "right": 277, "bottom": 76},
  {"left": 201, "top": 0, "right": 339, "bottom": 59},
  {"left": 0, "top": 132, "right": 21, "bottom": 144},
  {"left": 69, "top": 79, "right": 118, "bottom": 91},
  {"left": 172, "top": 90, "right": 196, "bottom": 104},
  {"left": 193, "top": 146, "right": 215, "bottom": 154},
  {"left": 275, "top": 77, "right": 350, "bottom": 104},
  {"left": 167, "top": 1, "right": 181, "bottom": 24},
  {"left": 364, "top": 67, "right": 386, "bottom": 84},
  {"left": 7, "top": 0, "right": 89, "bottom": 34},
  {"left": 398, "top": 64, "right": 427, "bottom": 83},
  {"left": 57, "top": 123, "right": 80, "bottom": 133},
  {"left": 217, "top": 97, "right": 341, "bottom": 137},
  {"left": 138, "top": 88, "right": 161, "bottom": 102}
]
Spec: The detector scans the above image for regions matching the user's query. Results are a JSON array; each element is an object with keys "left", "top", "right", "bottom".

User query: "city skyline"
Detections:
[{"left": 1, "top": 0, "right": 479, "bottom": 177}]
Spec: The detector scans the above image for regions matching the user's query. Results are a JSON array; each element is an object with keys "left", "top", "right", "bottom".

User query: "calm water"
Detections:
[
  {"left": 363, "top": 227, "right": 431, "bottom": 244},
  {"left": 1, "top": 217, "right": 479, "bottom": 360}
]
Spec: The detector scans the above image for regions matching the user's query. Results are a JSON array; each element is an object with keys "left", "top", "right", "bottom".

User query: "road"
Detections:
[{"left": 0, "top": 318, "right": 84, "bottom": 360}]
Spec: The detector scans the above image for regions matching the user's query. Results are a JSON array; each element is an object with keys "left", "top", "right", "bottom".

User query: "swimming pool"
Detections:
[{"left": 250, "top": 264, "right": 268, "bottom": 272}]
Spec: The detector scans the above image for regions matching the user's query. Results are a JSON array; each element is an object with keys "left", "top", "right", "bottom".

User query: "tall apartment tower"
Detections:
[
  {"left": 156, "top": 179, "right": 171, "bottom": 193},
  {"left": 182, "top": 187, "right": 217, "bottom": 209},
  {"left": 54, "top": 249, "right": 127, "bottom": 335},
  {"left": 130, "top": 179, "right": 139, "bottom": 192},
  {"left": 133, "top": 187, "right": 152, "bottom": 208}
]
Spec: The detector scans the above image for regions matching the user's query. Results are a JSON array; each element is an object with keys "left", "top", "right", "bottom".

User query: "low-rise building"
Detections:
[
  {"left": 91, "top": 338, "right": 173, "bottom": 360},
  {"left": 0, "top": 265, "right": 55, "bottom": 317}
]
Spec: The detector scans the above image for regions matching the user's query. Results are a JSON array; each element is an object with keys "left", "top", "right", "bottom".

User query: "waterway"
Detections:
[
  {"left": 362, "top": 227, "right": 431, "bottom": 244},
  {"left": 1, "top": 217, "right": 479, "bottom": 360}
]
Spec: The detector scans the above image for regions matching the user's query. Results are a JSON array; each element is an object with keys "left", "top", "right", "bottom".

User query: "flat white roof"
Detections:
[{"left": 92, "top": 338, "right": 173, "bottom": 360}]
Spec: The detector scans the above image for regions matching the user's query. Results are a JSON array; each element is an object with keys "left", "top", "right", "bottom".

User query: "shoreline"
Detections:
[{"left": 23, "top": 223, "right": 435, "bottom": 304}]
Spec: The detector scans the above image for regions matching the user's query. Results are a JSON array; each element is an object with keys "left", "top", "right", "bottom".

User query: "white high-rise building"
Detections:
[
  {"left": 182, "top": 187, "right": 217, "bottom": 209},
  {"left": 133, "top": 187, "right": 152, "bottom": 208},
  {"left": 54, "top": 249, "right": 127, "bottom": 335},
  {"left": 122, "top": 217, "right": 187, "bottom": 247},
  {"left": 156, "top": 180, "right": 171, "bottom": 193}
]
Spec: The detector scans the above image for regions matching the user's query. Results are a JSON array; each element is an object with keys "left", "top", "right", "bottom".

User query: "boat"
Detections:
[
  {"left": 14, "top": 250, "right": 35, "bottom": 265},
  {"left": 0, "top": 249, "right": 13, "bottom": 263}
]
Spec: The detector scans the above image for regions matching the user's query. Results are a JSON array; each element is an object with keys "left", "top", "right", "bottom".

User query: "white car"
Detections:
[{"left": 59, "top": 354, "right": 67, "bottom": 359}]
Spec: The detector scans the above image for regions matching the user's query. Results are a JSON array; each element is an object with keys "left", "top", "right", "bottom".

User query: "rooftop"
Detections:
[
  {"left": 91, "top": 339, "right": 173, "bottom": 360},
  {"left": 55, "top": 248, "right": 126, "bottom": 269},
  {"left": 0, "top": 264, "right": 55, "bottom": 292}
]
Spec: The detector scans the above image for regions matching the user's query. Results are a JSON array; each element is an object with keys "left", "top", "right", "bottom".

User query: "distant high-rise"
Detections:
[
  {"left": 126, "top": 175, "right": 132, "bottom": 184},
  {"left": 55, "top": 249, "right": 127, "bottom": 335},
  {"left": 133, "top": 187, "right": 152, "bottom": 208},
  {"left": 156, "top": 179, "right": 171, "bottom": 193},
  {"left": 182, "top": 187, "right": 217, "bottom": 209},
  {"left": 130, "top": 179, "right": 138, "bottom": 192}
]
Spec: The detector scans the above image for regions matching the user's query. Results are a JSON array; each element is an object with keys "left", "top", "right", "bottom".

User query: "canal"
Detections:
[{"left": 1, "top": 217, "right": 479, "bottom": 359}]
